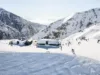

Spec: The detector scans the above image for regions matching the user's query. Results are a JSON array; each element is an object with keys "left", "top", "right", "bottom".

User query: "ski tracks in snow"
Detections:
[{"left": 0, "top": 53, "right": 100, "bottom": 75}]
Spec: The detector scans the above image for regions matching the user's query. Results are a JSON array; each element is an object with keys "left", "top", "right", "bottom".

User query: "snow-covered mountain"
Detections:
[
  {"left": 0, "top": 20, "right": 20, "bottom": 39},
  {"left": 0, "top": 8, "right": 46, "bottom": 39},
  {"left": 1, "top": 8, "right": 100, "bottom": 75},
  {"left": 32, "top": 8, "right": 100, "bottom": 40},
  {"left": 64, "top": 23, "right": 100, "bottom": 40},
  {"left": 32, "top": 18, "right": 65, "bottom": 39}
]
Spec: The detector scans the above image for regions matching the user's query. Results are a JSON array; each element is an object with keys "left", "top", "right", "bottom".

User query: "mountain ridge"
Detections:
[
  {"left": 0, "top": 8, "right": 46, "bottom": 39},
  {"left": 32, "top": 8, "right": 100, "bottom": 40}
]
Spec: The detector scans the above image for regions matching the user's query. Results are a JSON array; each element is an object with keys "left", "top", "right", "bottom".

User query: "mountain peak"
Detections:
[
  {"left": 0, "top": 8, "right": 5, "bottom": 10},
  {"left": 0, "top": 8, "right": 46, "bottom": 39},
  {"left": 0, "top": 8, "right": 8, "bottom": 12},
  {"left": 32, "top": 8, "right": 100, "bottom": 39}
]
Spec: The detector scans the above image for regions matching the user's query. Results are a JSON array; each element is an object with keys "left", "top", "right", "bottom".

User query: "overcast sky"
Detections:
[{"left": 0, "top": 0, "right": 100, "bottom": 24}]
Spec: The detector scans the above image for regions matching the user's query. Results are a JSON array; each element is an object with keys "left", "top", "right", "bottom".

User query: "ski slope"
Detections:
[
  {"left": 0, "top": 53, "right": 100, "bottom": 75},
  {"left": 0, "top": 39, "right": 100, "bottom": 75},
  {"left": 62, "top": 38, "right": 100, "bottom": 60}
]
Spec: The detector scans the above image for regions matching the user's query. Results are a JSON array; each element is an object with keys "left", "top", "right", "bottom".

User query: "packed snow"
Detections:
[
  {"left": 0, "top": 53, "right": 100, "bottom": 75},
  {"left": 0, "top": 38, "right": 100, "bottom": 75}
]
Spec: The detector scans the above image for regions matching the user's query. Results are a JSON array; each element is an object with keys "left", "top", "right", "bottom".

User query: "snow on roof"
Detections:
[{"left": 37, "top": 39, "right": 59, "bottom": 44}]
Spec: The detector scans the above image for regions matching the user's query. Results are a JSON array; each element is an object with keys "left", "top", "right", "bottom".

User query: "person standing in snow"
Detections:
[
  {"left": 68, "top": 41, "right": 71, "bottom": 46},
  {"left": 60, "top": 44, "right": 62, "bottom": 51},
  {"left": 97, "top": 39, "right": 100, "bottom": 43},
  {"left": 72, "top": 49, "right": 76, "bottom": 55},
  {"left": 78, "top": 42, "right": 81, "bottom": 45}
]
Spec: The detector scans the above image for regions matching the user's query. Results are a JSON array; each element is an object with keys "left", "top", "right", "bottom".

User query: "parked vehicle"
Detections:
[{"left": 36, "top": 39, "right": 61, "bottom": 49}]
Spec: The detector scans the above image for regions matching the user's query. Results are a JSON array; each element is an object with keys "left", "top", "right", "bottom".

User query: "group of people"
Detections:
[
  {"left": 60, "top": 37, "right": 100, "bottom": 56},
  {"left": 61, "top": 37, "right": 90, "bottom": 55}
]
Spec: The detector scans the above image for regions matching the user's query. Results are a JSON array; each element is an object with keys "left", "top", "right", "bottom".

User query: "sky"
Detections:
[{"left": 0, "top": 0, "right": 100, "bottom": 25}]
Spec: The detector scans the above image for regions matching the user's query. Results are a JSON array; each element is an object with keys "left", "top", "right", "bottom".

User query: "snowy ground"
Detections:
[
  {"left": 0, "top": 39, "right": 100, "bottom": 75},
  {"left": 62, "top": 39, "right": 100, "bottom": 61},
  {"left": 0, "top": 53, "right": 100, "bottom": 75}
]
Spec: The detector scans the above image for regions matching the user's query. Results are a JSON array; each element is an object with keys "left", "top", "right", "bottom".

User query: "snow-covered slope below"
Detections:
[
  {"left": 62, "top": 38, "right": 100, "bottom": 60},
  {"left": 0, "top": 53, "right": 100, "bottom": 75},
  {"left": 32, "top": 8, "right": 100, "bottom": 39},
  {"left": 0, "top": 38, "right": 100, "bottom": 75}
]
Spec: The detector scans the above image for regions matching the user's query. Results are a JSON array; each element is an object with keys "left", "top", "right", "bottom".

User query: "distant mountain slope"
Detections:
[
  {"left": 32, "top": 8, "right": 100, "bottom": 39},
  {"left": 65, "top": 23, "right": 100, "bottom": 40},
  {"left": 32, "top": 18, "right": 64, "bottom": 39},
  {"left": 0, "top": 20, "right": 20, "bottom": 39},
  {"left": 0, "top": 8, "right": 46, "bottom": 39}
]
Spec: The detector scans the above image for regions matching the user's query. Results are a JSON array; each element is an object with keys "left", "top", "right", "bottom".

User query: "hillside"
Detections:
[
  {"left": 32, "top": 18, "right": 64, "bottom": 39},
  {"left": 63, "top": 23, "right": 100, "bottom": 40},
  {"left": 0, "top": 38, "right": 100, "bottom": 75},
  {"left": 0, "top": 8, "right": 46, "bottom": 39},
  {"left": 32, "top": 8, "right": 100, "bottom": 39}
]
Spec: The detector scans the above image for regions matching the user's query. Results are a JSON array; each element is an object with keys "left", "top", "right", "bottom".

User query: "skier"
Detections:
[
  {"left": 60, "top": 44, "right": 62, "bottom": 51},
  {"left": 60, "top": 45, "right": 62, "bottom": 51},
  {"left": 97, "top": 39, "right": 100, "bottom": 43},
  {"left": 78, "top": 42, "right": 81, "bottom": 45},
  {"left": 72, "top": 49, "right": 76, "bottom": 55},
  {"left": 68, "top": 41, "right": 71, "bottom": 46}
]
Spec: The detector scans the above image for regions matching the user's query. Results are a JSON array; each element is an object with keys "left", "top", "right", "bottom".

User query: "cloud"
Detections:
[
  {"left": 30, "top": 19, "right": 54, "bottom": 25},
  {"left": 28, "top": 15, "right": 65, "bottom": 25}
]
